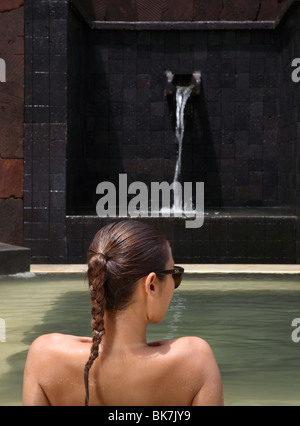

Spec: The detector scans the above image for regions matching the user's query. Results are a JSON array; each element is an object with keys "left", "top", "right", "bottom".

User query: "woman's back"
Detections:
[{"left": 23, "top": 333, "right": 223, "bottom": 406}]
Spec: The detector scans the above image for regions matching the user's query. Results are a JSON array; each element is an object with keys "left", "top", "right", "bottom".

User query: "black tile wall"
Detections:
[
  {"left": 24, "top": 1, "right": 300, "bottom": 263},
  {"left": 67, "top": 24, "right": 283, "bottom": 214},
  {"left": 278, "top": 6, "right": 300, "bottom": 262},
  {"left": 24, "top": 0, "right": 68, "bottom": 263},
  {"left": 65, "top": 214, "right": 297, "bottom": 264}
]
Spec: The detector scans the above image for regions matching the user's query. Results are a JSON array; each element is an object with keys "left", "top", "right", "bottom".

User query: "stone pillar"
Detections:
[{"left": 0, "top": 2, "right": 24, "bottom": 247}]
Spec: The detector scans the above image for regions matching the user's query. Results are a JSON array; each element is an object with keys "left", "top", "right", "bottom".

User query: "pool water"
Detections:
[{"left": 0, "top": 273, "right": 299, "bottom": 406}]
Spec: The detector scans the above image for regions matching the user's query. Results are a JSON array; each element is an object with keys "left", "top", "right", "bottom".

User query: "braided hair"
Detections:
[
  {"left": 84, "top": 220, "right": 170, "bottom": 406},
  {"left": 84, "top": 252, "right": 107, "bottom": 406}
]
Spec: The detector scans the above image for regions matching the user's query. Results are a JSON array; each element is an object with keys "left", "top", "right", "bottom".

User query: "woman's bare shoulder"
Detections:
[
  {"left": 26, "top": 333, "right": 92, "bottom": 367},
  {"left": 165, "top": 336, "right": 219, "bottom": 376},
  {"left": 151, "top": 335, "right": 212, "bottom": 353},
  {"left": 24, "top": 334, "right": 92, "bottom": 405},
  {"left": 170, "top": 337, "right": 223, "bottom": 405},
  {"left": 149, "top": 336, "right": 222, "bottom": 404},
  {"left": 29, "top": 333, "right": 91, "bottom": 350},
  {"left": 149, "top": 336, "right": 215, "bottom": 370},
  {"left": 25, "top": 334, "right": 91, "bottom": 385},
  {"left": 172, "top": 336, "right": 214, "bottom": 362}
]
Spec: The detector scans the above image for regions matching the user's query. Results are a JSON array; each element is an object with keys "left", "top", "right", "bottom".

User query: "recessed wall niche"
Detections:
[{"left": 23, "top": 0, "right": 300, "bottom": 263}]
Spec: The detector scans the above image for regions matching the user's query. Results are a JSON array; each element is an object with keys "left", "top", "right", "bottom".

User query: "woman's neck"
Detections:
[{"left": 101, "top": 303, "right": 148, "bottom": 351}]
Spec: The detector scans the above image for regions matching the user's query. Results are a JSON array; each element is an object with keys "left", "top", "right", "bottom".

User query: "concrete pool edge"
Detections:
[{"left": 30, "top": 264, "right": 300, "bottom": 275}]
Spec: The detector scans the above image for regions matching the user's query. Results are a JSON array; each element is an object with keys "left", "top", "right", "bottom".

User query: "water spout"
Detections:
[
  {"left": 164, "top": 70, "right": 201, "bottom": 97},
  {"left": 164, "top": 71, "right": 202, "bottom": 214}
]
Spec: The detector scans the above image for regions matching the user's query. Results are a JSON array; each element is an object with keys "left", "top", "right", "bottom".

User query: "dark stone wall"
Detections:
[
  {"left": 0, "top": 4, "right": 24, "bottom": 246},
  {"left": 68, "top": 25, "right": 282, "bottom": 212},
  {"left": 67, "top": 6, "right": 91, "bottom": 213},
  {"left": 70, "top": 0, "right": 292, "bottom": 23},
  {"left": 22, "top": 0, "right": 300, "bottom": 264},
  {"left": 65, "top": 213, "right": 297, "bottom": 265},
  {"left": 24, "top": 0, "right": 68, "bottom": 263},
  {"left": 278, "top": 5, "right": 300, "bottom": 261},
  {"left": 0, "top": 0, "right": 24, "bottom": 13}
]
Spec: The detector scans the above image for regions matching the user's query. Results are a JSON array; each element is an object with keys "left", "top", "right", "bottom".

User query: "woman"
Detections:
[{"left": 23, "top": 220, "right": 223, "bottom": 406}]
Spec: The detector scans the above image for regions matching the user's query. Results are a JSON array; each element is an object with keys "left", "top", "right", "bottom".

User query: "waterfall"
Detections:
[{"left": 172, "top": 86, "right": 193, "bottom": 212}]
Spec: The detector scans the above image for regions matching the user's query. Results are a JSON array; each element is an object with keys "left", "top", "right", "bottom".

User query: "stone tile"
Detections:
[
  {"left": 162, "top": 0, "right": 194, "bottom": 21},
  {"left": 105, "top": 0, "right": 137, "bottom": 21},
  {"left": 193, "top": 0, "right": 223, "bottom": 21},
  {"left": 0, "top": 159, "right": 24, "bottom": 198},
  {"left": 220, "top": 0, "right": 262, "bottom": 21},
  {"left": 0, "top": 0, "right": 24, "bottom": 13}
]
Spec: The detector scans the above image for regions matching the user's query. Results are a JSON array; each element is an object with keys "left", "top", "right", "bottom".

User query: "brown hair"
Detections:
[{"left": 84, "top": 219, "right": 170, "bottom": 406}]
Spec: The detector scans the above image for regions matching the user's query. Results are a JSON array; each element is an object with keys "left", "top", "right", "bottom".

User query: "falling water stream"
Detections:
[{"left": 172, "top": 85, "right": 193, "bottom": 212}]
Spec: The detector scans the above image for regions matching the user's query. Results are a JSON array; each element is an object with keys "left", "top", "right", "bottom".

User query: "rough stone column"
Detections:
[{"left": 0, "top": 2, "right": 25, "bottom": 246}]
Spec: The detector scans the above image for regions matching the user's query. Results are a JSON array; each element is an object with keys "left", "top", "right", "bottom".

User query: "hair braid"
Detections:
[{"left": 84, "top": 254, "right": 107, "bottom": 406}]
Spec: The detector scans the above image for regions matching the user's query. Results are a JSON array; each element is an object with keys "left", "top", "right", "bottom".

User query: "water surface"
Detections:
[{"left": 0, "top": 273, "right": 299, "bottom": 406}]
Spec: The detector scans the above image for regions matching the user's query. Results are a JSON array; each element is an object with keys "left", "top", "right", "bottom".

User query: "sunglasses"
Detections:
[{"left": 154, "top": 266, "right": 184, "bottom": 289}]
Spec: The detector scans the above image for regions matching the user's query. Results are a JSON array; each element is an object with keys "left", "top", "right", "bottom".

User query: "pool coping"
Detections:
[{"left": 30, "top": 264, "right": 300, "bottom": 275}]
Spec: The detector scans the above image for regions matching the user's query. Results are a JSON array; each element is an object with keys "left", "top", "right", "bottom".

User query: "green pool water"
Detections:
[{"left": 0, "top": 273, "right": 299, "bottom": 406}]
